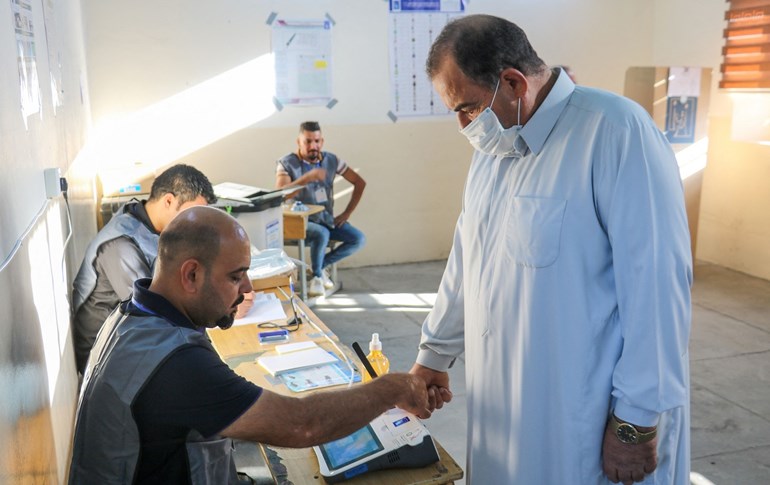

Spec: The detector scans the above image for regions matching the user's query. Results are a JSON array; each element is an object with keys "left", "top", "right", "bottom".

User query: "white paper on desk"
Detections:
[
  {"left": 232, "top": 292, "right": 287, "bottom": 326},
  {"left": 257, "top": 347, "right": 339, "bottom": 376}
]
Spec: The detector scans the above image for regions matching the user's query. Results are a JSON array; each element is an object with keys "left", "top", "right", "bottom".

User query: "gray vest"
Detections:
[
  {"left": 68, "top": 307, "right": 239, "bottom": 484},
  {"left": 72, "top": 203, "right": 159, "bottom": 314},
  {"left": 276, "top": 152, "right": 340, "bottom": 228}
]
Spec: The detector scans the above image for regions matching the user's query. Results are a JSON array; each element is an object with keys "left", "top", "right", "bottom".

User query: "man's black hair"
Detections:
[
  {"left": 299, "top": 121, "right": 321, "bottom": 133},
  {"left": 426, "top": 14, "right": 547, "bottom": 89},
  {"left": 148, "top": 164, "right": 217, "bottom": 205}
]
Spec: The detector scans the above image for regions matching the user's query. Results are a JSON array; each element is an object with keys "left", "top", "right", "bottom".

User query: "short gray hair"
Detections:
[{"left": 426, "top": 14, "right": 546, "bottom": 89}]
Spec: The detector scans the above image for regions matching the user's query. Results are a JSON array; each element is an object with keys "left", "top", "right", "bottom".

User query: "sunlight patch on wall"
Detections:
[
  {"left": 730, "top": 93, "right": 770, "bottom": 144},
  {"left": 676, "top": 137, "right": 709, "bottom": 180},
  {"left": 73, "top": 54, "right": 277, "bottom": 194},
  {"left": 27, "top": 216, "right": 61, "bottom": 405}
]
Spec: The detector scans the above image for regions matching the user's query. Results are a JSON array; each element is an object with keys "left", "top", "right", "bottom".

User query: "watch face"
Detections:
[{"left": 616, "top": 423, "right": 639, "bottom": 444}]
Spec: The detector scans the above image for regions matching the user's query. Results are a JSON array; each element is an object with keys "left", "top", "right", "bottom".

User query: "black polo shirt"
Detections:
[
  {"left": 128, "top": 278, "right": 262, "bottom": 484},
  {"left": 126, "top": 199, "right": 156, "bottom": 231}
]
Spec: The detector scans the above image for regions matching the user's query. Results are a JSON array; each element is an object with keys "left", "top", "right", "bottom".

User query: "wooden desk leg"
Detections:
[{"left": 298, "top": 239, "right": 307, "bottom": 301}]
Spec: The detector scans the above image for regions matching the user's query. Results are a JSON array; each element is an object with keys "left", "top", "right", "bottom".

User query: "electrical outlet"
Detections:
[{"left": 44, "top": 168, "right": 62, "bottom": 198}]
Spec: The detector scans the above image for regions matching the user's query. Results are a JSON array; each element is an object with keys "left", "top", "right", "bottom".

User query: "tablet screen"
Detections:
[{"left": 319, "top": 425, "right": 384, "bottom": 470}]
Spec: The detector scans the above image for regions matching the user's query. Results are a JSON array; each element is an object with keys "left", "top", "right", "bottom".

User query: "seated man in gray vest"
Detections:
[
  {"left": 69, "top": 206, "right": 431, "bottom": 484},
  {"left": 71, "top": 164, "right": 216, "bottom": 373},
  {"left": 276, "top": 121, "right": 367, "bottom": 297}
]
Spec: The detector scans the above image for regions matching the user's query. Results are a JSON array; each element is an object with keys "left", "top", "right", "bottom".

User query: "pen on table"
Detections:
[
  {"left": 287, "top": 275, "right": 301, "bottom": 325},
  {"left": 352, "top": 341, "right": 378, "bottom": 379},
  {"left": 286, "top": 33, "right": 296, "bottom": 47}
]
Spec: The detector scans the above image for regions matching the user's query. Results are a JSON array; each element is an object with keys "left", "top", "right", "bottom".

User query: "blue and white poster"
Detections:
[
  {"left": 390, "top": 0, "right": 465, "bottom": 12},
  {"left": 665, "top": 97, "right": 697, "bottom": 144},
  {"left": 388, "top": 1, "right": 464, "bottom": 117}
]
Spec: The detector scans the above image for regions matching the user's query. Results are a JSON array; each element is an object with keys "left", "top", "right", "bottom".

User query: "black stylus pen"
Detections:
[{"left": 352, "top": 341, "right": 378, "bottom": 379}]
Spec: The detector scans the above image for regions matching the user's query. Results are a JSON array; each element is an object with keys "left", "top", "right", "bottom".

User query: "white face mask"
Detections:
[{"left": 460, "top": 79, "right": 522, "bottom": 157}]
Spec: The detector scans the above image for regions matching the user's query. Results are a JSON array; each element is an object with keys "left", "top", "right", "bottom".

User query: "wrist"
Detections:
[
  {"left": 366, "top": 374, "right": 399, "bottom": 407},
  {"left": 608, "top": 414, "right": 657, "bottom": 444},
  {"left": 612, "top": 402, "right": 659, "bottom": 427}
]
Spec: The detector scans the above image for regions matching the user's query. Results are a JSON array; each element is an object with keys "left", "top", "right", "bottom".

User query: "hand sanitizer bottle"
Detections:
[{"left": 364, "top": 333, "right": 390, "bottom": 381}]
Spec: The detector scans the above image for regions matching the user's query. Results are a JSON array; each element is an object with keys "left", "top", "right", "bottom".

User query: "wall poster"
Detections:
[
  {"left": 11, "top": 0, "right": 41, "bottom": 126},
  {"left": 272, "top": 19, "right": 333, "bottom": 106},
  {"left": 388, "top": 1, "right": 464, "bottom": 118},
  {"left": 665, "top": 67, "right": 701, "bottom": 144}
]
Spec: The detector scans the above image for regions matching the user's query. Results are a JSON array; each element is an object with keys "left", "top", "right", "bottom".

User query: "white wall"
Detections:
[
  {"left": 81, "top": 0, "right": 655, "bottom": 268},
  {"left": 651, "top": 0, "right": 770, "bottom": 280},
  {"left": 0, "top": 0, "right": 92, "bottom": 482}
]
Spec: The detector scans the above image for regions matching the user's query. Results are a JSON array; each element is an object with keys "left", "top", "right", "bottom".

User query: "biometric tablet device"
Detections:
[{"left": 313, "top": 408, "right": 439, "bottom": 483}]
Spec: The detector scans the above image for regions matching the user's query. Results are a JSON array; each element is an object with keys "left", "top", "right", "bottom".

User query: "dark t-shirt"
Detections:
[{"left": 129, "top": 279, "right": 262, "bottom": 484}]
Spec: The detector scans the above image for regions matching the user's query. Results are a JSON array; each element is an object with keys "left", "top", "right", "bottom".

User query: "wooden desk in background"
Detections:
[
  {"left": 207, "top": 294, "right": 464, "bottom": 485},
  {"left": 283, "top": 204, "right": 324, "bottom": 301}
]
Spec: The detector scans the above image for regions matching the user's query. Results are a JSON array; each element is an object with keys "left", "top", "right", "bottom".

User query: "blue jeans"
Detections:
[{"left": 305, "top": 221, "right": 366, "bottom": 277}]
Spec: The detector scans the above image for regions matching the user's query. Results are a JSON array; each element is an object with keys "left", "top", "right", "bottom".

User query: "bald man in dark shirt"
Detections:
[{"left": 70, "top": 206, "right": 431, "bottom": 484}]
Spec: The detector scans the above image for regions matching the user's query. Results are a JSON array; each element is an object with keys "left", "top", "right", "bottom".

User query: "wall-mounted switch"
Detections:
[{"left": 44, "top": 168, "right": 62, "bottom": 199}]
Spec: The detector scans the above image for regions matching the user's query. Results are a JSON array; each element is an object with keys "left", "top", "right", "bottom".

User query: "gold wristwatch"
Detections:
[{"left": 608, "top": 414, "right": 657, "bottom": 444}]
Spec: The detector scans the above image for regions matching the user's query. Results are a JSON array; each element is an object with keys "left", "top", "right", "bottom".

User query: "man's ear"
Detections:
[
  {"left": 500, "top": 67, "right": 528, "bottom": 98},
  {"left": 162, "top": 192, "right": 176, "bottom": 210},
  {"left": 179, "top": 259, "right": 204, "bottom": 293}
]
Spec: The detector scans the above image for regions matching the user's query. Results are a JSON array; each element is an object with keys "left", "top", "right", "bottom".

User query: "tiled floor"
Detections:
[{"left": 310, "top": 260, "right": 770, "bottom": 484}]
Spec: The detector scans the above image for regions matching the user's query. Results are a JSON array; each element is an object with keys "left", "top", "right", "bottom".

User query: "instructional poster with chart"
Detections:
[
  {"left": 388, "top": 0, "right": 464, "bottom": 117},
  {"left": 11, "top": 0, "right": 41, "bottom": 124},
  {"left": 272, "top": 19, "right": 333, "bottom": 106}
]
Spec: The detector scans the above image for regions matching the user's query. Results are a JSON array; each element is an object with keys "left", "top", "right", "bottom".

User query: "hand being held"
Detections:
[
  {"left": 409, "top": 363, "right": 453, "bottom": 413},
  {"left": 379, "top": 373, "right": 431, "bottom": 419}
]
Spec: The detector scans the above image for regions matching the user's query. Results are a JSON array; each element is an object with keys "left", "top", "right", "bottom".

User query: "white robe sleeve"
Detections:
[
  {"left": 416, "top": 212, "right": 466, "bottom": 372},
  {"left": 600, "top": 116, "right": 693, "bottom": 426}
]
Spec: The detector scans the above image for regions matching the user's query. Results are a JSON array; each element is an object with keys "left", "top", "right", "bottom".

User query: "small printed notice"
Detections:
[
  {"left": 667, "top": 67, "right": 701, "bottom": 98},
  {"left": 265, "top": 219, "right": 282, "bottom": 249},
  {"left": 11, "top": 0, "right": 41, "bottom": 125},
  {"left": 665, "top": 97, "right": 697, "bottom": 144},
  {"left": 272, "top": 19, "right": 333, "bottom": 106}
]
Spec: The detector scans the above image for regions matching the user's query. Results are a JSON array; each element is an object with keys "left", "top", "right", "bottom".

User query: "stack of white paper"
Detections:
[
  {"left": 257, "top": 347, "right": 338, "bottom": 376},
  {"left": 232, "top": 292, "right": 287, "bottom": 326}
]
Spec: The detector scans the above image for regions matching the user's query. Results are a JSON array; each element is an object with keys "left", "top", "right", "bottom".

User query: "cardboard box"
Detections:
[{"left": 251, "top": 271, "right": 294, "bottom": 291}]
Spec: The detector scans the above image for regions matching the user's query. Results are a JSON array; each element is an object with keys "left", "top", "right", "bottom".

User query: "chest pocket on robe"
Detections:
[{"left": 504, "top": 197, "right": 567, "bottom": 268}]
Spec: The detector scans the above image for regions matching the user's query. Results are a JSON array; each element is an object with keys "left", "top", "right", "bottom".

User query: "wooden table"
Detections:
[
  {"left": 283, "top": 204, "right": 324, "bottom": 301},
  {"left": 208, "top": 294, "right": 464, "bottom": 485}
]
